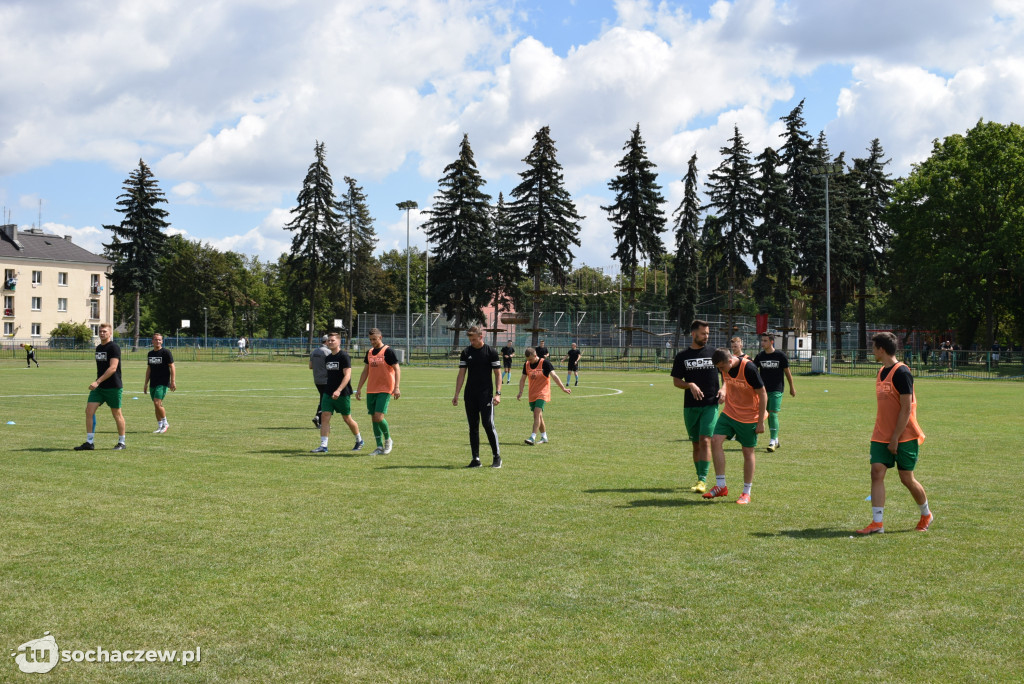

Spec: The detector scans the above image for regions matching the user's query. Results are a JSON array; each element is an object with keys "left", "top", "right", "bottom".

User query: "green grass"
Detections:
[{"left": 2, "top": 360, "right": 1022, "bottom": 682}]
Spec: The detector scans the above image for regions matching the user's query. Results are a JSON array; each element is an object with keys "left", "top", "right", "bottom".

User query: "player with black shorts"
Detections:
[
  {"left": 75, "top": 322, "right": 126, "bottom": 450},
  {"left": 453, "top": 325, "right": 502, "bottom": 468},
  {"left": 671, "top": 320, "right": 722, "bottom": 493},
  {"left": 500, "top": 339, "right": 515, "bottom": 384},
  {"left": 534, "top": 339, "right": 549, "bottom": 361},
  {"left": 563, "top": 342, "right": 582, "bottom": 386},
  {"left": 21, "top": 343, "right": 39, "bottom": 367},
  {"left": 143, "top": 332, "right": 176, "bottom": 434}
]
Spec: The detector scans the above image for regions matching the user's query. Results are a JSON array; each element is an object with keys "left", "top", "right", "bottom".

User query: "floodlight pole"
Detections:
[
  {"left": 397, "top": 201, "right": 418, "bottom": 364},
  {"left": 810, "top": 162, "right": 843, "bottom": 374},
  {"left": 203, "top": 306, "right": 208, "bottom": 350}
]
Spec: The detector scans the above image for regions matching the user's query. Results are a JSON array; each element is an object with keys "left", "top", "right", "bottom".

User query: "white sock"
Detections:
[
  {"left": 320, "top": 436, "right": 328, "bottom": 448},
  {"left": 530, "top": 433, "right": 536, "bottom": 440},
  {"left": 919, "top": 501, "right": 930, "bottom": 516},
  {"left": 355, "top": 433, "right": 362, "bottom": 441},
  {"left": 716, "top": 475, "right": 726, "bottom": 488},
  {"left": 118, "top": 435, "right": 125, "bottom": 444},
  {"left": 872, "top": 506, "right": 884, "bottom": 523},
  {"left": 86, "top": 432, "right": 94, "bottom": 444},
  {"left": 743, "top": 482, "right": 752, "bottom": 495},
  {"left": 541, "top": 432, "right": 547, "bottom": 440}
]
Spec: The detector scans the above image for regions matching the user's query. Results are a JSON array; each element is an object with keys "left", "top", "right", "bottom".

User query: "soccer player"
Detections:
[
  {"left": 729, "top": 336, "right": 750, "bottom": 360},
  {"left": 309, "top": 335, "right": 330, "bottom": 428},
  {"left": 237, "top": 336, "right": 248, "bottom": 357},
  {"left": 703, "top": 348, "right": 768, "bottom": 504},
  {"left": 857, "top": 331, "right": 933, "bottom": 534},
  {"left": 355, "top": 328, "right": 401, "bottom": 455},
  {"left": 311, "top": 331, "right": 363, "bottom": 454},
  {"left": 452, "top": 325, "right": 502, "bottom": 468},
  {"left": 21, "top": 342, "right": 39, "bottom": 367},
  {"left": 754, "top": 332, "right": 795, "bottom": 452},
  {"left": 143, "top": 332, "right": 176, "bottom": 434},
  {"left": 562, "top": 342, "right": 582, "bottom": 386},
  {"left": 75, "top": 322, "right": 126, "bottom": 451},
  {"left": 671, "top": 319, "right": 722, "bottom": 494},
  {"left": 500, "top": 339, "right": 515, "bottom": 384},
  {"left": 516, "top": 347, "right": 570, "bottom": 445},
  {"left": 534, "top": 339, "right": 550, "bottom": 361}
]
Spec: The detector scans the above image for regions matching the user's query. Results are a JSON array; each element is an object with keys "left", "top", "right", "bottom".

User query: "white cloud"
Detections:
[{"left": 42, "top": 222, "right": 107, "bottom": 255}]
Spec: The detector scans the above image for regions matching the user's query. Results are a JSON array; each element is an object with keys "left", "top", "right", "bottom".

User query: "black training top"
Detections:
[
  {"left": 534, "top": 345, "right": 549, "bottom": 359},
  {"left": 95, "top": 341, "right": 122, "bottom": 389},
  {"left": 670, "top": 346, "right": 719, "bottom": 408},
  {"left": 567, "top": 349, "right": 581, "bottom": 364},
  {"left": 147, "top": 348, "right": 174, "bottom": 387},
  {"left": 500, "top": 345, "right": 515, "bottom": 360},
  {"left": 363, "top": 346, "right": 400, "bottom": 366},
  {"left": 880, "top": 363, "right": 913, "bottom": 395},
  {"left": 754, "top": 350, "right": 789, "bottom": 393},
  {"left": 325, "top": 350, "right": 354, "bottom": 396},
  {"left": 727, "top": 359, "right": 765, "bottom": 389},
  {"left": 460, "top": 344, "right": 500, "bottom": 397}
]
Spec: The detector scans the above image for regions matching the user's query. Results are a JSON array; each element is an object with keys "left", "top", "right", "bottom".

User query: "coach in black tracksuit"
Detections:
[{"left": 452, "top": 325, "right": 503, "bottom": 469}]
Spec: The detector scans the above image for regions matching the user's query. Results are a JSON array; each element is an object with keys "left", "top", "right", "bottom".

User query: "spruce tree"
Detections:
[
  {"left": 849, "top": 139, "right": 893, "bottom": 356},
  {"left": 668, "top": 153, "right": 702, "bottom": 347},
  {"left": 604, "top": 125, "right": 667, "bottom": 353},
  {"left": 103, "top": 159, "right": 170, "bottom": 351},
  {"left": 487, "top": 192, "right": 525, "bottom": 346},
  {"left": 752, "top": 146, "right": 796, "bottom": 324},
  {"left": 337, "top": 176, "right": 377, "bottom": 341},
  {"left": 285, "top": 141, "right": 343, "bottom": 351},
  {"left": 509, "top": 126, "right": 584, "bottom": 346},
  {"left": 704, "top": 124, "right": 758, "bottom": 335},
  {"left": 422, "top": 134, "right": 493, "bottom": 350}
]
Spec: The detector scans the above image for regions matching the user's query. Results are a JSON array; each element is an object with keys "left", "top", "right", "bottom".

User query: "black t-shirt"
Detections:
[
  {"left": 880, "top": 364, "right": 914, "bottom": 395},
  {"left": 567, "top": 349, "right": 581, "bottom": 365},
  {"left": 460, "top": 344, "right": 500, "bottom": 397},
  {"left": 500, "top": 345, "right": 515, "bottom": 362},
  {"left": 754, "top": 350, "right": 789, "bottom": 393},
  {"left": 523, "top": 358, "right": 554, "bottom": 377},
  {"left": 535, "top": 345, "right": 549, "bottom": 359},
  {"left": 670, "top": 346, "right": 719, "bottom": 408},
  {"left": 95, "top": 341, "right": 122, "bottom": 389},
  {"left": 325, "top": 350, "right": 354, "bottom": 396},
  {"left": 728, "top": 359, "right": 765, "bottom": 389},
  {"left": 147, "top": 348, "right": 174, "bottom": 387},
  {"left": 363, "top": 346, "right": 400, "bottom": 366}
]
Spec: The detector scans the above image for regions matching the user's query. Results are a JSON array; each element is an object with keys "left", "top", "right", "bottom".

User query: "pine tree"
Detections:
[
  {"left": 704, "top": 124, "right": 758, "bottom": 335},
  {"left": 337, "top": 176, "right": 377, "bottom": 342},
  {"left": 422, "top": 134, "right": 493, "bottom": 350},
  {"left": 752, "top": 146, "right": 796, "bottom": 323},
  {"left": 509, "top": 126, "right": 584, "bottom": 346},
  {"left": 285, "top": 141, "right": 343, "bottom": 351},
  {"left": 486, "top": 192, "right": 525, "bottom": 346},
  {"left": 668, "top": 153, "right": 702, "bottom": 347},
  {"left": 103, "top": 159, "right": 170, "bottom": 351},
  {"left": 604, "top": 125, "right": 667, "bottom": 353}
]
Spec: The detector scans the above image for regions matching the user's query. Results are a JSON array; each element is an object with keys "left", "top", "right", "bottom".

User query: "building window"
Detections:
[
  {"left": 91, "top": 274, "right": 101, "bottom": 295},
  {"left": 90, "top": 324, "right": 99, "bottom": 336},
  {"left": 90, "top": 299, "right": 100, "bottom": 319},
  {"left": 31, "top": 297, "right": 42, "bottom": 311},
  {"left": 31, "top": 323, "right": 41, "bottom": 337},
  {"left": 58, "top": 272, "right": 68, "bottom": 286},
  {"left": 4, "top": 269, "right": 16, "bottom": 290},
  {"left": 32, "top": 271, "right": 42, "bottom": 285},
  {"left": 3, "top": 295, "right": 12, "bottom": 316},
  {"left": 58, "top": 298, "right": 68, "bottom": 312},
  {"left": 3, "top": 322, "right": 13, "bottom": 336}
]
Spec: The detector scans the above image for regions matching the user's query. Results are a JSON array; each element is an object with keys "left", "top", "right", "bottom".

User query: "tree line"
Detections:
[{"left": 101, "top": 106, "right": 1024, "bottom": 352}]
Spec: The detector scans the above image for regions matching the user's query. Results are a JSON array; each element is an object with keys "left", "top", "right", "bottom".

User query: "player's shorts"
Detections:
[
  {"left": 321, "top": 393, "right": 352, "bottom": 415},
  {"left": 684, "top": 405, "right": 719, "bottom": 442},
  {"left": 714, "top": 413, "right": 759, "bottom": 448},
  {"left": 870, "top": 440, "right": 920, "bottom": 471},
  {"left": 567, "top": 362, "right": 579, "bottom": 372},
  {"left": 528, "top": 399, "right": 547, "bottom": 412},
  {"left": 766, "top": 391, "right": 783, "bottom": 413},
  {"left": 366, "top": 392, "right": 391, "bottom": 415},
  {"left": 149, "top": 385, "right": 169, "bottom": 401},
  {"left": 88, "top": 387, "right": 123, "bottom": 409},
  {"left": 503, "top": 358, "right": 513, "bottom": 369}
]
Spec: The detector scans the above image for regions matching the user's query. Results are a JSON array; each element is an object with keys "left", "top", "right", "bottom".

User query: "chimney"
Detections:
[{"left": 1, "top": 224, "right": 23, "bottom": 250}]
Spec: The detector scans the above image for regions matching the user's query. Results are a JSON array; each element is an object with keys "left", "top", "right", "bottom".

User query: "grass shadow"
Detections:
[
  {"left": 259, "top": 426, "right": 316, "bottom": 431},
  {"left": 749, "top": 527, "right": 906, "bottom": 539},
  {"left": 583, "top": 487, "right": 680, "bottom": 494},
  {"left": 18, "top": 447, "right": 79, "bottom": 453},
  {"left": 375, "top": 464, "right": 463, "bottom": 470},
  {"left": 619, "top": 497, "right": 707, "bottom": 508}
]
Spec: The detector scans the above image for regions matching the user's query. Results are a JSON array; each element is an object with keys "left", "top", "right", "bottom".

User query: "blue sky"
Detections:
[{"left": 2, "top": 0, "right": 1022, "bottom": 271}]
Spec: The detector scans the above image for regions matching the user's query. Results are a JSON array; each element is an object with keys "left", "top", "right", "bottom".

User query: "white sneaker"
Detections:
[
  {"left": 383, "top": 438, "right": 393, "bottom": 454},
  {"left": 766, "top": 439, "right": 778, "bottom": 452},
  {"left": 539, "top": 436, "right": 549, "bottom": 444},
  {"left": 370, "top": 447, "right": 385, "bottom": 455},
  {"left": 154, "top": 423, "right": 169, "bottom": 434}
]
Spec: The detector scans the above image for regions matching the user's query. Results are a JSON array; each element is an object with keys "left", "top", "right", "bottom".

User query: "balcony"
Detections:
[{"left": 3, "top": 308, "right": 13, "bottom": 317}]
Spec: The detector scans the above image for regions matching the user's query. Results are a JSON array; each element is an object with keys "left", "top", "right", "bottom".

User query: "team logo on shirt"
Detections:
[
  {"left": 685, "top": 357, "right": 714, "bottom": 370},
  {"left": 760, "top": 360, "right": 780, "bottom": 369},
  {"left": 326, "top": 362, "right": 340, "bottom": 371},
  {"left": 95, "top": 352, "right": 107, "bottom": 361},
  {"left": 148, "top": 357, "right": 163, "bottom": 365}
]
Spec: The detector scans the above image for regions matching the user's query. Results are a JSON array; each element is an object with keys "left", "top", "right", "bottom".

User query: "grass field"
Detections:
[{"left": 2, "top": 360, "right": 1023, "bottom": 682}]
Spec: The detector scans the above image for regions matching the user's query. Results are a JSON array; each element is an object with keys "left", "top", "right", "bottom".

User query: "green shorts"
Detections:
[
  {"left": 366, "top": 392, "right": 391, "bottom": 415},
  {"left": 766, "top": 391, "right": 783, "bottom": 413},
  {"left": 150, "top": 385, "right": 169, "bottom": 401},
  {"left": 714, "top": 413, "right": 759, "bottom": 448},
  {"left": 321, "top": 393, "right": 352, "bottom": 415},
  {"left": 88, "top": 387, "right": 123, "bottom": 409},
  {"left": 870, "top": 440, "right": 920, "bottom": 471},
  {"left": 683, "top": 405, "right": 719, "bottom": 442},
  {"left": 529, "top": 399, "right": 547, "bottom": 412}
]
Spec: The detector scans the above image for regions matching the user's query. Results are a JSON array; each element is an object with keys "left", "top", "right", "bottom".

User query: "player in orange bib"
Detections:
[
  {"left": 856, "top": 331, "right": 932, "bottom": 534},
  {"left": 515, "top": 347, "right": 570, "bottom": 445},
  {"left": 354, "top": 328, "right": 401, "bottom": 455},
  {"left": 704, "top": 348, "right": 767, "bottom": 504}
]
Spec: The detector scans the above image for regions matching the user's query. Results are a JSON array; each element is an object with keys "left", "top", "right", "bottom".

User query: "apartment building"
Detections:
[{"left": 1, "top": 224, "right": 114, "bottom": 342}]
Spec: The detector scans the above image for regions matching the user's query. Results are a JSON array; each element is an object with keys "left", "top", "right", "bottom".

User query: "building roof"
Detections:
[{"left": 0, "top": 225, "right": 111, "bottom": 265}]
